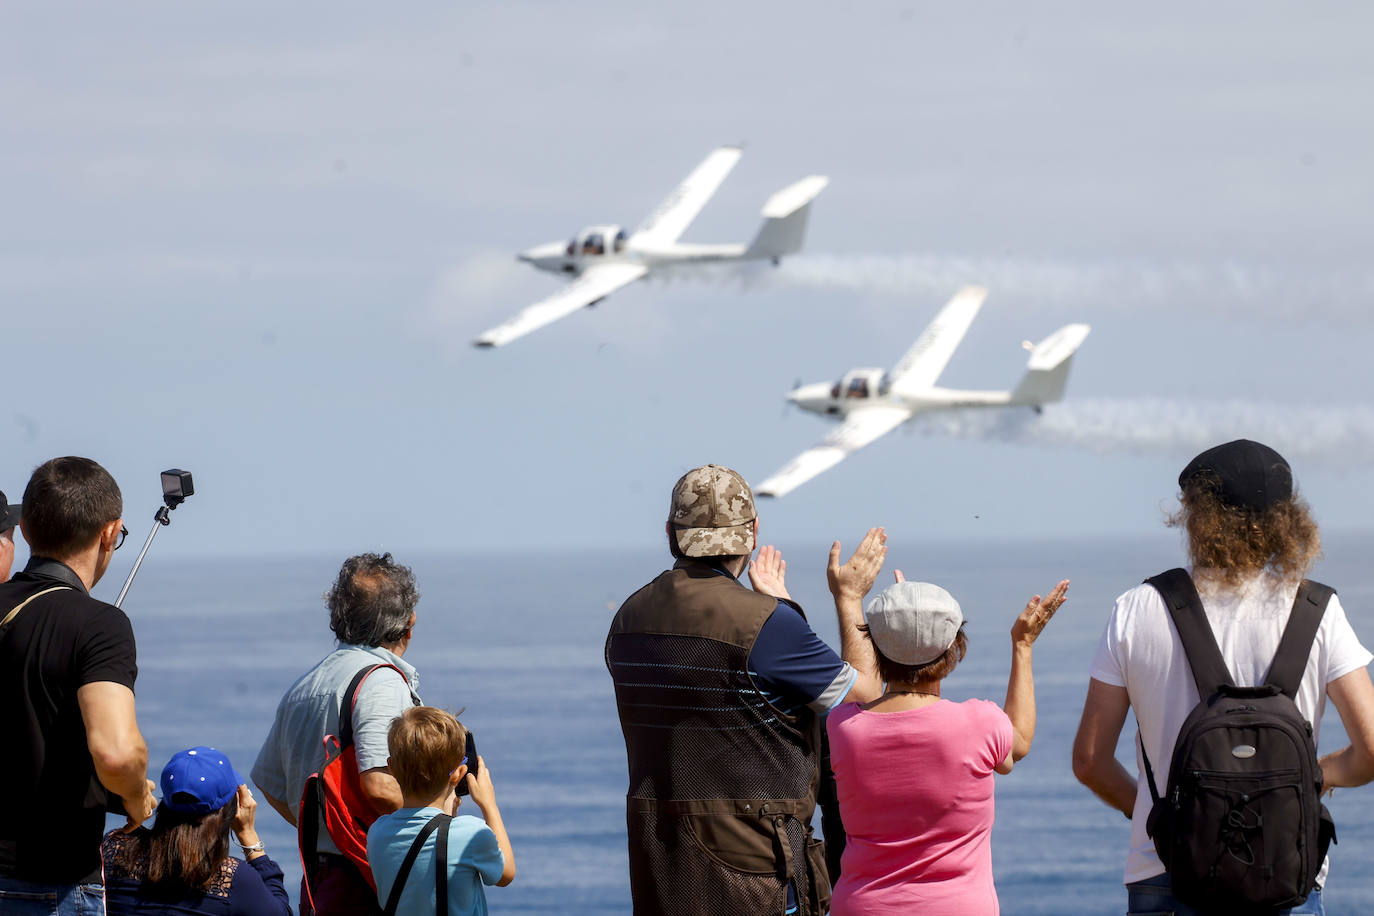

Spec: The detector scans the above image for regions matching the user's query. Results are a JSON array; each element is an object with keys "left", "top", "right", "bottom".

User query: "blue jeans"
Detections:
[
  {"left": 0, "top": 877, "right": 105, "bottom": 915},
  {"left": 1127, "top": 873, "right": 1324, "bottom": 915}
]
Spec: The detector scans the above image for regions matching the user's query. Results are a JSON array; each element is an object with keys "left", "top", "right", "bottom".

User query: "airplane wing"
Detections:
[
  {"left": 756, "top": 405, "right": 912, "bottom": 498},
  {"left": 629, "top": 146, "right": 744, "bottom": 247},
  {"left": 887, "top": 286, "right": 988, "bottom": 395},
  {"left": 473, "top": 262, "right": 649, "bottom": 348}
]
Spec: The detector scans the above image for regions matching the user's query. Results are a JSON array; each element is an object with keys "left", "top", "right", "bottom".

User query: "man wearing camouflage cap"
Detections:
[{"left": 605, "top": 465, "right": 883, "bottom": 916}]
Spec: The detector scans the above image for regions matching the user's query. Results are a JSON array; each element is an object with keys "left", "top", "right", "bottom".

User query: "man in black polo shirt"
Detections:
[{"left": 0, "top": 457, "right": 158, "bottom": 914}]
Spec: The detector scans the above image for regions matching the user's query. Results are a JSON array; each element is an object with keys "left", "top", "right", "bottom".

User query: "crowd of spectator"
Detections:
[{"left": 2, "top": 446, "right": 1373, "bottom": 915}]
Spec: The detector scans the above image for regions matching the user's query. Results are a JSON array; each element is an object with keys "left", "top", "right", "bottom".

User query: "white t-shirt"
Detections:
[{"left": 1090, "top": 568, "right": 1372, "bottom": 886}]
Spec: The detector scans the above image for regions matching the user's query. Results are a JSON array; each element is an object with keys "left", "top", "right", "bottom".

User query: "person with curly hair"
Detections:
[
  {"left": 103, "top": 747, "right": 290, "bottom": 914},
  {"left": 1073, "top": 439, "right": 1374, "bottom": 915},
  {"left": 251, "top": 553, "right": 423, "bottom": 915}
]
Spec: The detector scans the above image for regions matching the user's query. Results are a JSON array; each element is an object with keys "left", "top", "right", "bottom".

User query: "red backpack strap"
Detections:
[{"left": 299, "top": 774, "right": 319, "bottom": 913}]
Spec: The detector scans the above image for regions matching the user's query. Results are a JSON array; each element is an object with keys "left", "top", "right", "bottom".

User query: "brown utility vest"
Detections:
[{"left": 605, "top": 559, "right": 830, "bottom": 916}]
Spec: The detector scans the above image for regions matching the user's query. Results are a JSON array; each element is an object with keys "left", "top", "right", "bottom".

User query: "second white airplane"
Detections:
[
  {"left": 474, "top": 145, "right": 828, "bottom": 348},
  {"left": 756, "top": 286, "right": 1091, "bottom": 497}
]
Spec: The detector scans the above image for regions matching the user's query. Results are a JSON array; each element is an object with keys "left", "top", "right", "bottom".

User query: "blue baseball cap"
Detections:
[{"left": 160, "top": 746, "right": 244, "bottom": 815}]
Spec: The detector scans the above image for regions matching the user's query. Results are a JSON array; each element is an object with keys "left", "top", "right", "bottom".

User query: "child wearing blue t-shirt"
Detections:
[{"left": 367, "top": 708, "right": 516, "bottom": 916}]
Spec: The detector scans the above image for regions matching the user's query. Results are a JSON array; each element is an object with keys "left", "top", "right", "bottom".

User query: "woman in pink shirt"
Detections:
[{"left": 825, "top": 551, "right": 1068, "bottom": 915}]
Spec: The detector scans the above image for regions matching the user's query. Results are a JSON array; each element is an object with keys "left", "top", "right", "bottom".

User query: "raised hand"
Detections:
[
  {"left": 748, "top": 545, "right": 791, "bottom": 600},
  {"left": 467, "top": 756, "right": 498, "bottom": 812},
  {"left": 1011, "top": 579, "right": 1070, "bottom": 649},
  {"left": 231, "top": 784, "right": 265, "bottom": 857},
  {"left": 120, "top": 779, "right": 158, "bottom": 833},
  {"left": 827, "top": 528, "right": 888, "bottom": 602},
  {"left": 232, "top": 784, "right": 258, "bottom": 839}
]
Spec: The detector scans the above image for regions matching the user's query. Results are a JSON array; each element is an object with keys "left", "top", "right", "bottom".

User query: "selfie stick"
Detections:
[{"left": 115, "top": 469, "right": 194, "bottom": 609}]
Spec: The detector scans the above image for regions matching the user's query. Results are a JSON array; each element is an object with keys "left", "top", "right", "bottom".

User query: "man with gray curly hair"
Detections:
[{"left": 252, "top": 553, "right": 423, "bottom": 916}]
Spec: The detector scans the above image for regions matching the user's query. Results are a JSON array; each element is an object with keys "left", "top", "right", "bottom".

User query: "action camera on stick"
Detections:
[
  {"left": 115, "top": 468, "right": 195, "bottom": 608},
  {"left": 162, "top": 470, "right": 193, "bottom": 508}
]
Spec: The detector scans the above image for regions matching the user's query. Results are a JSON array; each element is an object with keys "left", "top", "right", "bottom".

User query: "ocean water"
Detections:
[{"left": 107, "top": 532, "right": 1374, "bottom": 914}]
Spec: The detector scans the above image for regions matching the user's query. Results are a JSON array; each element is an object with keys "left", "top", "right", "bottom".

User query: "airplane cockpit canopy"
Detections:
[
  {"left": 566, "top": 225, "right": 626, "bottom": 258},
  {"left": 831, "top": 368, "right": 887, "bottom": 400}
]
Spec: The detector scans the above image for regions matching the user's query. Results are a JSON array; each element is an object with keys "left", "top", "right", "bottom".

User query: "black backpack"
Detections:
[{"left": 1142, "top": 568, "right": 1337, "bottom": 912}]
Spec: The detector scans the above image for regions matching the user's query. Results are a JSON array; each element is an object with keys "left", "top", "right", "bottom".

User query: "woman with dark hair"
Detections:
[
  {"left": 102, "top": 747, "right": 291, "bottom": 915},
  {"left": 825, "top": 546, "right": 1068, "bottom": 915}
]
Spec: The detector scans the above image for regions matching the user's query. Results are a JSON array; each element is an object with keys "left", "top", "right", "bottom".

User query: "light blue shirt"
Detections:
[
  {"left": 251, "top": 643, "right": 420, "bottom": 855},
  {"left": 367, "top": 808, "right": 504, "bottom": 916}
]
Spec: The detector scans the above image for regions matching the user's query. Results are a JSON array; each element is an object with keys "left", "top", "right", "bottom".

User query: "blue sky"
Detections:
[{"left": 4, "top": 2, "right": 1373, "bottom": 559}]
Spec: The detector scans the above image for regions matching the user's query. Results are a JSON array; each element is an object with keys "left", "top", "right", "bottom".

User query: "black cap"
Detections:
[
  {"left": 0, "top": 490, "right": 19, "bottom": 531},
  {"left": 1179, "top": 439, "right": 1292, "bottom": 512}
]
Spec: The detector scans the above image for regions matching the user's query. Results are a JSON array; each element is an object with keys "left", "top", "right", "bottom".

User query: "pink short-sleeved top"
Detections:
[{"left": 826, "top": 698, "right": 1013, "bottom": 916}]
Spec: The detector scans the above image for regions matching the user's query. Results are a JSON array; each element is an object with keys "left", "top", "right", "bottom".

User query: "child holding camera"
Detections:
[{"left": 366, "top": 707, "right": 515, "bottom": 915}]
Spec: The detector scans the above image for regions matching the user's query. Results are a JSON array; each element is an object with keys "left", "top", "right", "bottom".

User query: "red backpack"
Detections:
[{"left": 298, "top": 663, "right": 408, "bottom": 909}]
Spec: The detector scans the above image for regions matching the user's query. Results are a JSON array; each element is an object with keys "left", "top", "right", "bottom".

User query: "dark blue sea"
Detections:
[{"left": 104, "top": 532, "right": 1374, "bottom": 914}]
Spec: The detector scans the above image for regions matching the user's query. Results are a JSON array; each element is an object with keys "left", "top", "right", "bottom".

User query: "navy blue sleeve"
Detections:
[
  {"left": 747, "top": 601, "right": 856, "bottom": 713},
  {"left": 229, "top": 854, "right": 293, "bottom": 916}
]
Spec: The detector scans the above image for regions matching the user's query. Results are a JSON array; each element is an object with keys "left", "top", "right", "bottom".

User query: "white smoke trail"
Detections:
[
  {"left": 771, "top": 254, "right": 1374, "bottom": 322},
  {"left": 910, "top": 398, "right": 1374, "bottom": 466},
  {"left": 648, "top": 253, "right": 1374, "bottom": 323},
  {"left": 432, "top": 249, "right": 1374, "bottom": 329}
]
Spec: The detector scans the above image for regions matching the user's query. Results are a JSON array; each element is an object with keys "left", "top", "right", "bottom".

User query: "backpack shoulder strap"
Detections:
[
  {"left": 1265, "top": 579, "right": 1333, "bottom": 700},
  {"left": 435, "top": 810, "right": 449, "bottom": 907},
  {"left": 382, "top": 812, "right": 451, "bottom": 916},
  {"left": 1145, "top": 567, "right": 1234, "bottom": 696},
  {"left": 298, "top": 774, "right": 322, "bottom": 914},
  {"left": 337, "top": 662, "right": 407, "bottom": 749},
  {"left": 1139, "top": 731, "right": 1162, "bottom": 808},
  {"left": 0, "top": 585, "right": 73, "bottom": 639}
]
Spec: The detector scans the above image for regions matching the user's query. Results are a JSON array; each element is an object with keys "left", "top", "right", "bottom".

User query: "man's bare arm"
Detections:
[
  {"left": 258, "top": 786, "right": 298, "bottom": 827},
  {"left": 467, "top": 758, "right": 516, "bottom": 886},
  {"left": 1320, "top": 667, "right": 1374, "bottom": 790},
  {"left": 77, "top": 681, "right": 156, "bottom": 829},
  {"left": 359, "top": 767, "right": 404, "bottom": 815},
  {"left": 1071, "top": 677, "right": 1137, "bottom": 818}
]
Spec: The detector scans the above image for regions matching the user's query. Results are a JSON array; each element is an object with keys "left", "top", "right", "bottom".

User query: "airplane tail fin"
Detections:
[
  {"left": 744, "top": 175, "right": 829, "bottom": 261},
  {"left": 1010, "top": 323, "right": 1091, "bottom": 406}
]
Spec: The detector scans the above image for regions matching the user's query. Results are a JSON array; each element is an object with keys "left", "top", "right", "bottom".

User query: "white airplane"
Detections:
[
  {"left": 755, "top": 286, "right": 1091, "bottom": 497},
  {"left": 474, "top": 146, "right": 828, "bottom": 348}
]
